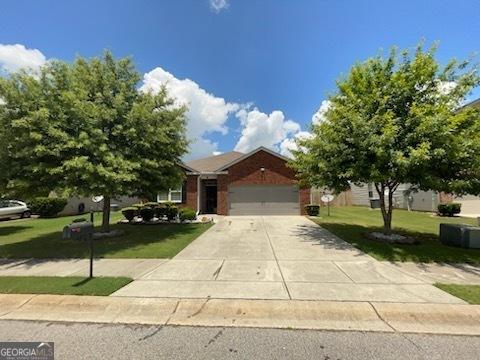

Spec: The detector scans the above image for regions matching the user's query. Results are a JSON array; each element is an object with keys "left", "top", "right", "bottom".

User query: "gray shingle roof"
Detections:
[{"left": 184, "top": 151, "right": 244, "bottom": 173}]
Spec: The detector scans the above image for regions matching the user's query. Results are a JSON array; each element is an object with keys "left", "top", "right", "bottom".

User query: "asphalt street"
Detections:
[{"left": 0, "top": 320, "right": 479, "bottom": 360}]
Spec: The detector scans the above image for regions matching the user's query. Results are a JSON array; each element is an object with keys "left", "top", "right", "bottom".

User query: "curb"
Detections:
[{"left": 1, "top": 294, "right": 480, "bottom": 335}]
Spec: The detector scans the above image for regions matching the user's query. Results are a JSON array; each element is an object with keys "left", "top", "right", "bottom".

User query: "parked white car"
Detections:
[{"left": 0, "top": 200, "right": 31, "bottom": 220}]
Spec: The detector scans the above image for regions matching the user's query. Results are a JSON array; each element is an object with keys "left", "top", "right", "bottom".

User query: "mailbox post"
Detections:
[{"left": 63, "top": 221, "right": 95, "bottom": 278}]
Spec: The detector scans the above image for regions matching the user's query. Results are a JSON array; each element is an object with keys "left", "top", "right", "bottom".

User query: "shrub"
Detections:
[
  {"left": 155, "top": 205, "right": 167, "bottom": 219},
  {"left": 140, "top": 206, "right": 155, "bottom": 221},
  {"left": 28, "top": 197, "right": 67, "bottom": 218},
  {"left": 166, "top": 205, "right": 178, "bottom": 221},
  {"left": 304, "top": 204, "right": 320, "bottom": 216},
  {"left": 179, "top": 207, "right": 197, "bottom": 222},
  {"left": 450, "top": 203, "right": 462, "bottom": 215},
  {"left": 438, "top": 203, "right": 462, "bottom": 217},
  {"left": 131, "top": 203, "right": 145, "bottom": 209},
  {"left": 121, "top": 207, "right": 137, "bottom": 221}
]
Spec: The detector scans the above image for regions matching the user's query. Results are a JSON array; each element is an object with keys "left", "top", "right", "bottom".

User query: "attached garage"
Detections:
[{"left": 228, "top": 185, "right": 300, "bottom": 215}]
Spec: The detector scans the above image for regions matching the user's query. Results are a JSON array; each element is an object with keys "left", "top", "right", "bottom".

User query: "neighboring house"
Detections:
[
  {"left": 60, "top": 196, "right": 139, "bottom": 216},
  {"left": 349, "top": 98, "right": 480, "bottom": 215},
  {"left": 158, "top": 147, "right": 310, "bottom": 215},
  {"left": 452, "top": 98, "right": 480, "bottom": 217},
  {"left": 350, "top": 183, "right": 441, "bottom": 212}
]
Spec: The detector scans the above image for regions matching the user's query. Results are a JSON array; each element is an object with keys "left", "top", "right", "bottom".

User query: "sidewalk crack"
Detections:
[{"left": 213, "top": 260, "right": 225, "bottom": 280}]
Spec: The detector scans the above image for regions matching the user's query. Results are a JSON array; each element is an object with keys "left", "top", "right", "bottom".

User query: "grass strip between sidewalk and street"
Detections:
[
  {"left": 0, "top": 276, "right": 132, "bottom": 296},
  {"left": 434, "top": 283, "right": 480, "bottom": 304}
]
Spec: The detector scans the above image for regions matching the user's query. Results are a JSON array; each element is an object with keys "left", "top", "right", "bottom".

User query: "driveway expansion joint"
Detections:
[{"left": 261, "top": 217, "right": 292, "bottom": 300}]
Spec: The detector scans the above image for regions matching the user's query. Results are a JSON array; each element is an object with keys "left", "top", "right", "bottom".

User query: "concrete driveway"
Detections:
[{"left": 112, "top": 216, "right": 463, "bottom": 303}]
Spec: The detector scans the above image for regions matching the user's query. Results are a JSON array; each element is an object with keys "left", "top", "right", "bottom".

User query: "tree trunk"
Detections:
[
  {"left": 376, "top": 183, "right": 393, "bottom": 235},
  {"left": 101, "top": 195, "right": 111, "bottom": 233}
]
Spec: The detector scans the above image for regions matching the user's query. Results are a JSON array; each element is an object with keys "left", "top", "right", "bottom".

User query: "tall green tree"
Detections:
[
  {"left": 291, "top": 44, "right": 480, "bottom": 235},
  {"left": 0, "top": 51, "right": 188, "bottom": 231}
]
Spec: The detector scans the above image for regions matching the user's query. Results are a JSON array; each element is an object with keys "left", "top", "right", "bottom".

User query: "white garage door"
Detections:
[{"left": 228, "top": 185, "right": 300, "bottom": 215}]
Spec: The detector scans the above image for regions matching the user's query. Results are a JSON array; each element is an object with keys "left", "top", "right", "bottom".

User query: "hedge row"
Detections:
[
  {"left": 28, "top": 197, "right": 67, "bottom": 218},
  {"left": 121, "top": 202, "right": 196, "bottom": 222}
]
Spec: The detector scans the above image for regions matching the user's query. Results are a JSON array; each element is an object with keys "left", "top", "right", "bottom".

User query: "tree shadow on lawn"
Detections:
[
  {"left": 0, "top": 226, "right": 32, "bottom": 237},
  {"left": 319, "top": 222, "right": 480, "bottom": 264},
  {"left": 0, "top": 223, "right": 210, "bottom": 259}
]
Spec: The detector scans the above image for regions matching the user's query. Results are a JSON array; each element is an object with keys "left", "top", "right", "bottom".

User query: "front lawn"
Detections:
[
  {"left": 0, "top": 276, "right": 132, "bottom": 296},
  {"left": 311, "top": 206, "right": 480, "bottom": 263},
  {"left": 0, "top": 212, "right": 212, "bottom": 258},
  {"left": 435, "top": 284, "right": 480, "bottom": 304}
]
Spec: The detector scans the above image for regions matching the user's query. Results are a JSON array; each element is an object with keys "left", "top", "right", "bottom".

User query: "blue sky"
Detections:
[{"left": 1, "top": 0, "right": 479, "bottom": 160}]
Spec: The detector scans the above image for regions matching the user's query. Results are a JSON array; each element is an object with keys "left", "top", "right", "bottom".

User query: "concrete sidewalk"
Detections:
[
  {"left": 0, "top": 258, "right": 167, "bottom": 279},
  {"left": 1, "top": 258, "right": 478, "bottom": 285},
  {"left": 1, "top": 294, "right": 479, "bottom": 335}
]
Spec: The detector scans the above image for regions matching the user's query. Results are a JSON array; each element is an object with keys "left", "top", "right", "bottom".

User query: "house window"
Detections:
[
  {"left": 367, "top": 183, "right": 374, "bottom": 198},
  {"left": 157, "top": 186, "right": 183, "bottom": 203}
]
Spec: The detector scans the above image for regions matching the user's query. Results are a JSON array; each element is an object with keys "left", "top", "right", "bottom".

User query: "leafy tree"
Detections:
[
  {"left": 0, "top": 51, "right": 188, "bottom": 231},
  {"left": 292, "top": 44, "right": 480, "bottom": 235}
]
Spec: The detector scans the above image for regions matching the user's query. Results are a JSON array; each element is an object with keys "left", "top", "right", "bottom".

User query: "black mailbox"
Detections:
[{"left": 63, "top": 221, "right": 94, "bottom": 241}]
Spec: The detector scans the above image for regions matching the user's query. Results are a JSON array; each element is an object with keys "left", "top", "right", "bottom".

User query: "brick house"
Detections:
[{"left": 158, "top": 147, "right": 310, "bottom": 215}]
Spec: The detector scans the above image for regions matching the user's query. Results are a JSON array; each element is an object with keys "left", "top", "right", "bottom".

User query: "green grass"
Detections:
[
  {"left": 311, "top": 206, "right": 480, "bottom": 263},
  {"left": 0, "top": 212, "right": 212, "bottom": 259},
  {"left": 435, "top": 284, "right": 480, "bottom": 304},
  {"left": 0, "top": 276, "right": 132, "bottom": 296}
]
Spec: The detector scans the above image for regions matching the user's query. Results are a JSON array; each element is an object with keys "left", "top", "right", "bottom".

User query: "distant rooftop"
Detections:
[
  {"left": 459, "top": 97, "right": 480, "bottom": 110},
  {"left": 185, "top": 151, "right": 244, "bottom": 173}
]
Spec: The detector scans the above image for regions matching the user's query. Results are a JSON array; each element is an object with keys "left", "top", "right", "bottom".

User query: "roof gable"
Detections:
[{"left": 216, "top": 147, "right": 291, "bottom": 171}]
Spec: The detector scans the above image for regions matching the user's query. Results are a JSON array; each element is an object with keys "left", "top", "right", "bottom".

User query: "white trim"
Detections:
[
  {"left": 215, "top": 146, "right": 291, "bottom": 172},
  {"left": 186, "top": 171, "right": 228, "bottom": 175}
]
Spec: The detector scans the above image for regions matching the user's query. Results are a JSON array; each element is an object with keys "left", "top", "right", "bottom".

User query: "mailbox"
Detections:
[{"left": 63, "top": 221, "right": 94, "bottom": 241}]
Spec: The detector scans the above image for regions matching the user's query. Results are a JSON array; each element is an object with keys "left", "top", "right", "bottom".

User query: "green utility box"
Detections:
[{"left": 439, "top": 223, "right": 480, "bottom": 249}]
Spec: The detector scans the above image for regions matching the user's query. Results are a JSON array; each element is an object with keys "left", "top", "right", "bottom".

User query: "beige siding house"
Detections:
[{"left": 350, "top": 183, "right": 439, "bottom": 212}]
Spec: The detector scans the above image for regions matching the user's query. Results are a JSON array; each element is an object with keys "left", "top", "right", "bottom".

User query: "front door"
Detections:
[{"left": 204, "top": 185, "right": 218, "bottom": 213}]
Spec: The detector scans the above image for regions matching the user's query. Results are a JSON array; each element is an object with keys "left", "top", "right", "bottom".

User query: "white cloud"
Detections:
[
  {"left": 141, "top": 67, "right": 240, "bottom": 157},
  {"left": 234, "top": 108, "right": 301, "bottom": 154},
  {"left": 184, "top": 138, "right": 220, "bottom": 161},
  {"left": 212, "top": 151, "right": 223, "bottom": 156},
  {"left": 438, "top": 81, "right": 456, "bottom": 95},
  {"left": 209, "top": 0, "right": 229, "bottom": 13},
  {"left": 279, "top": 131, "right": 313, "bottom": 157},
  {"left": 0, "top": 44, "right": 46, "bottom": 73},
  {"left": 312, "top": 99, "right": 331, "bottom": 124}
]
